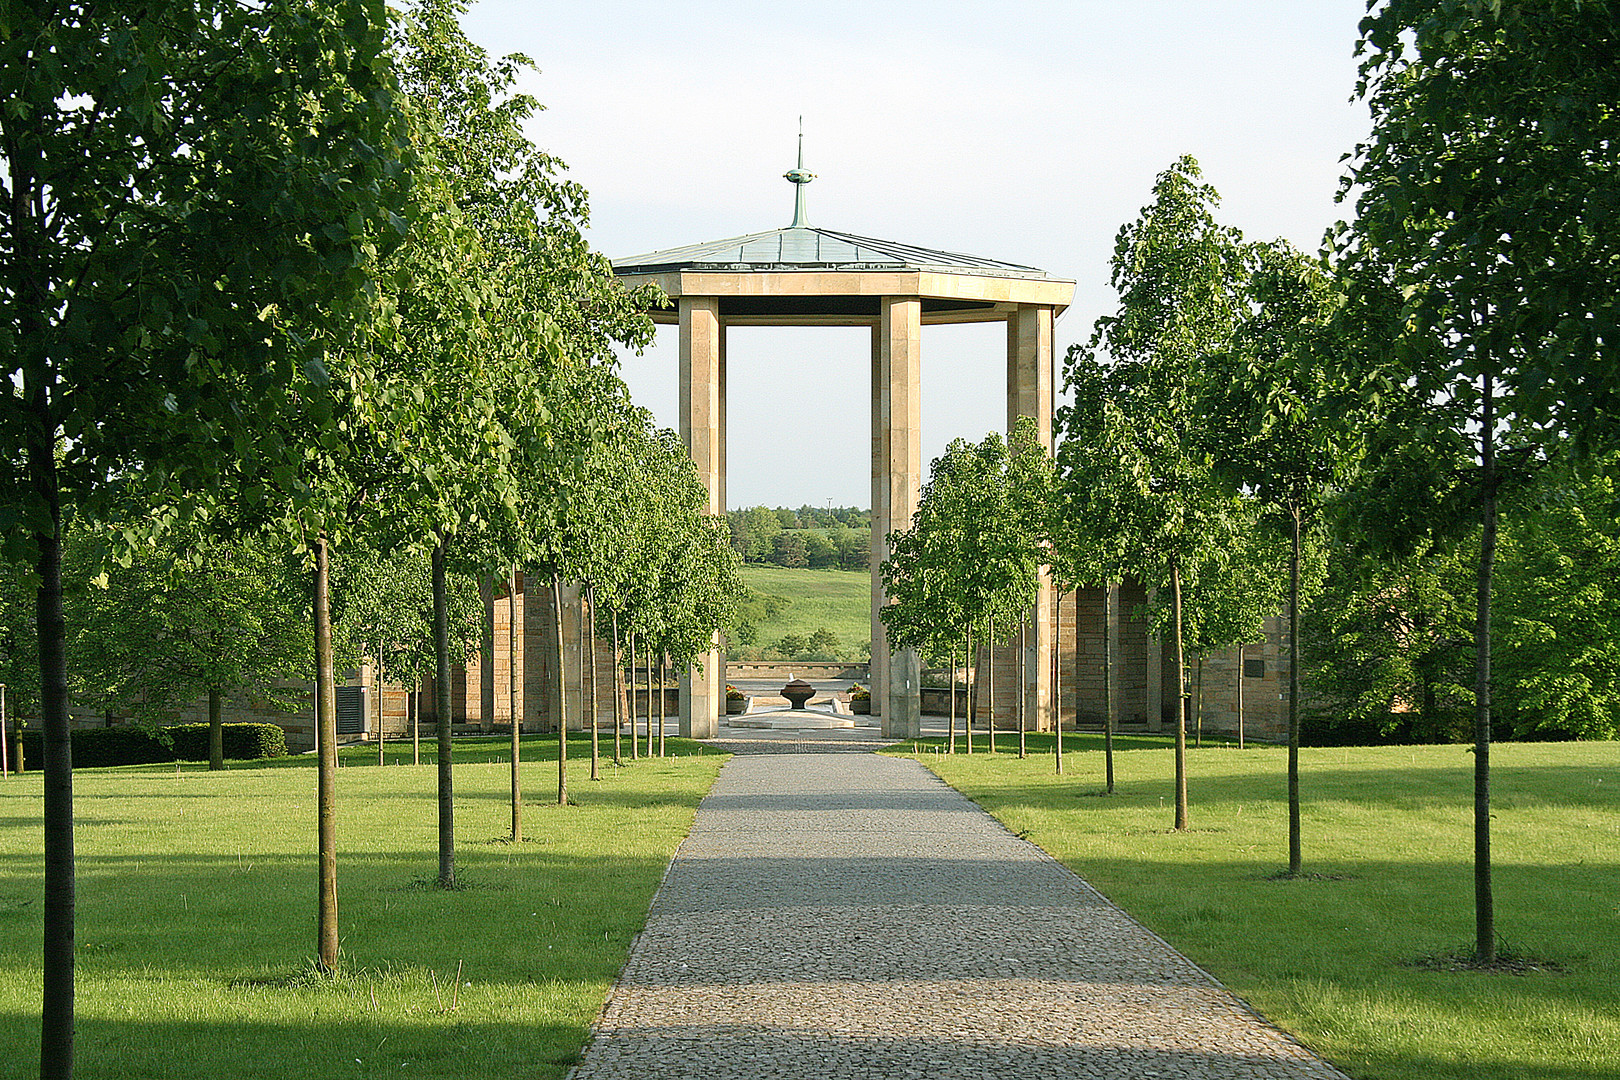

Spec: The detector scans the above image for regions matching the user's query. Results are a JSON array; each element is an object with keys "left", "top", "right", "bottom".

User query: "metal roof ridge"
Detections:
[{"left": 809, "top": 227, "right": 1047, "bottom": 273}]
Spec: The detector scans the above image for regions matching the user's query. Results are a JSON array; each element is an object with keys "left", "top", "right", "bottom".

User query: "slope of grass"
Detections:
[
  {"left": 887, "top": 738, "right": 1620, "bottom": 1080},
  {"left": 736, "top": 565, "right": 870, "bottom": 661},
  {"left": 0, "top": 734, "right": 724, "bottom": 1080}
]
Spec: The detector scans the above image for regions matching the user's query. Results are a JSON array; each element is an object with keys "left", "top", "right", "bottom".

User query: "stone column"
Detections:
[
  {"left": 1008, "top": 304, "right": 1055, "bottom": 731},
  {"left": 869, "top": 324, "right": 888, "bottom": 718},
  {"left": 718, "top": 327, "right": 728, "bottom": 524},
  {"left": 877, "top": 297, "right": 922, "bottom": 738},
  {"left": 679, "top": 297, "right": 723, "bottom": 739}
]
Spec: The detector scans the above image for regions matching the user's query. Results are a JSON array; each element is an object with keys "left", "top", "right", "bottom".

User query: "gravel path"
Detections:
[{"left": 570, "top": 753, "right": 1348, "bottom": 1080}]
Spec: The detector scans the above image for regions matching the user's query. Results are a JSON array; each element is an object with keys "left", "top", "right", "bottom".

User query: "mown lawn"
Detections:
[
  {"left": 887, "top": 736, "right": 1620, "bottom": 1080},
  {"left": 0, "top": 734, "right": 725, "bottom": 1079},
  {"left": 737, "top": 564, "right": 870, "bottom": 660}
]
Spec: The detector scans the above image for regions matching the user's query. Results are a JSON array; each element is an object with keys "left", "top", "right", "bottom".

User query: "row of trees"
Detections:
[
  {"left": 881, "top": 0, "right": 1619, "bottom": 970},
  {"left": 0, "top": 2, "right": 737, "bottom": 1076},
  {"left": 727, "top": 505, "right": 870, "bottom": 569}
]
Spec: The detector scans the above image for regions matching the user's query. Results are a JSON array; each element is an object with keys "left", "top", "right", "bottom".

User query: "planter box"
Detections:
[
  {"left": 850, "top": 699, "right": 871, "bottom": 715},
  {"left": 726, "top": 697, "right": 749, "bottom": 715}
]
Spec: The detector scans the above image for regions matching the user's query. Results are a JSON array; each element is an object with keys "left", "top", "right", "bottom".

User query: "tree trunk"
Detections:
[
  {"left": 377, "top": 648, "right": 385, "bottom": 767},
  {"left": 22, "top": 130, "right": 73, "bottom": 1080},
  {"left": 509, "top": 565, "right": 521, "bottom": 844},
  {"left": 1017, "top": 615, "right": 1027, "bottom": 759},
  {"left": 629, "top": 632, "right": 639, "bottom": 761},
  {"left": 411, "top": 681, "right": 419, "bottom": 766},
  {"left": 588, "top": 584, "right": 600, "bottom": 782},
  {"left": 947, "top": 639, "right": 957, "bottom": 755},
  {"left": 314, "top": 535, "right": 340, "bottom": 971},
  {"left": 1102, "top": 585, "right": 1115, "bottom": 794},
  {"left": 611, "top": 611, "right": 623, "bottom": 766},
  {"left": 978, "top": 612, "right": 991, "bottom": 757},
  {"left": 208, "top": 685, "right": 224, "bottom": 771},
  {"left": 1237, "top": 642, "right": 1245, "bottom": 751},
  {"left": 658, "top": 651, "right": 668, "bottom": 758},
  {"left": 1171, "top": 557, "right": 1189, "bottom": 832},
  {"left": 37, "top": 489, "right": 74, "bottom": 1078},
  {"left": 552, "top": 573, "right": 567, "bottom": 806},
  {"left": 1475, "top": 373, "right": 1497, "bottom": 961},
  {"left": 1195, "top": 653, "right": 1204, "bottom": 749},
  {"left": 1053, "top": 602, "right": 1062, "bottom": 775},
  {"left": 433, "top": 533, "right": 455, "bottom": 888},
  {"left": 1288, "top": 502, "right": 1302, "bottom": 875}
]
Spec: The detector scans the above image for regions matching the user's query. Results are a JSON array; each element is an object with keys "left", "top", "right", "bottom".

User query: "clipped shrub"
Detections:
[
  {"left": 17, "top": 722, "right": 288, "bottom": 770},
  {"left": 20, "top": 725, "right": 168, "bottom": 769},
  {"left": 166, "top": 723, "right": 288, "bottom": 761}
]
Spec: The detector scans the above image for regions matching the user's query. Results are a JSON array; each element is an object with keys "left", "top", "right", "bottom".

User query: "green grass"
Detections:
[
  {"left": 736, "top": 564, "right": 870, "bottom": 660},
  {"left": 0, "top": 734, "right": 725, "bottom": 1079},
  {"left": 885, "top": 737, "right": 1620, "bottom": 1080}
]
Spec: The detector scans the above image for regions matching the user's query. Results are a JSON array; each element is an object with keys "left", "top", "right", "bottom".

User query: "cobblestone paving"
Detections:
[{"left": 570, "top": 753, "right": 1349, "bottom": 1080}]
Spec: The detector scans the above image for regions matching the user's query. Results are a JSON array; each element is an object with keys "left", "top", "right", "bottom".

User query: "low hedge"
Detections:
[
  {"left": 16, "top": 722, "right": 288, "bottom": 770},
  {"left": 165, "top": 723, "right": 288, "bottom": 762}
]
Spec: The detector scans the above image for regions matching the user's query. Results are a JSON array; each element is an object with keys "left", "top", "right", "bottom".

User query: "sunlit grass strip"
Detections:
[
  {"left": 0, "top": 734, "right": 725, "bottom": 1080},
  {"left": 888, "top": 738, "right": 1620, "bottom": 1080}
]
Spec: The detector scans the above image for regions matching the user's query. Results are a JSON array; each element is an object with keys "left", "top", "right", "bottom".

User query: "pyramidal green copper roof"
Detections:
[
  {"left": 611, "top": 226, "right": 1052, "bottom": 280},
  {"left": 613, "top": 127, "right": 1056, "bottom": 283}
]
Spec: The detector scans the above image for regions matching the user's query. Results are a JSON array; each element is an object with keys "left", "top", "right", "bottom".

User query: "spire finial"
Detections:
[{"left": 784, "top": 116, "right": 815, "bottom": 228}]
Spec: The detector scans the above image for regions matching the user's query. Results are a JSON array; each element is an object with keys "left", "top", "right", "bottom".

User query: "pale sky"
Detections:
[{"left": 462, "top": 0, "right": 1373, "bottom": 509}]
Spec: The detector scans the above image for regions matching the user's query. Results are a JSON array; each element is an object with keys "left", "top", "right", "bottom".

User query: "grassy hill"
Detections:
[{"left": 734, "top": 565, "right": 870, "bottom": 661}]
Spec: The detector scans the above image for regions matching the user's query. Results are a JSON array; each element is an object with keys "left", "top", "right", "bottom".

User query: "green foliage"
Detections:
[
  {"left": 1495, "top": 456, "right": 1620, "bottom": 739},
  {"left": 883, "top": 423, "right": 1045, "bottom": 664},
  {"left": 0, "top": 0, "right": 413, "bottom": 560},
  {"left": 772, "top": 531, "right": 809, "bottom": 569},
  {"left": 1054, "top": 155, "right": 1254, "bottom": 633},
  {"left": 67, "top": 525, "right": 313, "bottom": 724},
  {"left": 805, "top": 628, "right": 840, "bottom": 658},
  {"left": 1345, "top": 0, "right": 1620, "bottom": 455},
  {"left": 164, "top": 723, "right": 289, "bottom": 762},
  {"left": 0, "top": 562, "right": 39, "bottom": 717},
  {"left": 335, "top": 544, "right": 482, "bottom": 689},
  {"left": 774, "top": 634, "right": 809, "bottom": 658},
  {"left": 727, "top": 506, "right": 870, "bottom": 568},
  {"left": 1309, "top": 457, "right": 1620, "bottom": 744},
  {"left": 1301, "top": 539, "right": 1476, "bottom": 745},
  {"left": 584, "top": 414, "right": 739, "bottom": 675}
]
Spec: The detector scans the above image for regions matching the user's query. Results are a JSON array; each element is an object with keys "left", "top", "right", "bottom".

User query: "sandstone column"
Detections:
[
  {"left": 679, "top": 297, "right": 723, "bottom": 739},
  {"left": 877, "top": 297, "right": 922, "bottom": 738},
  {"left": 1008, "top": 304, "right": 1055, "bottom": 731},
  {"left": 869, "top": 324, "right": 888, "bottom": 719}
]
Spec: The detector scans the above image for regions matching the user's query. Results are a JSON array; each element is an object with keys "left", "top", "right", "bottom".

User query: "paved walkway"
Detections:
[{"left": 570, "top": 753, "right": 1348, "bottom": 1080}]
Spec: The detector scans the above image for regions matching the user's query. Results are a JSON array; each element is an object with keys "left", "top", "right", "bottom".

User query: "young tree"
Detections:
[
  {"left": 884, "top": 427, "right": 1042, "bottom": 752},
  {"left": 0, "top": 4, "right": 410, "bottom": 1070},
  {"left": 69, "top": 529, "right": 311, "bottom": 771},
  {"left": 1200, "top": 239, "right": 1345, "bottom": 873},
  {"left": 1340, "top": 0, "right": 1620, "bottom": 961},
  {"left": 1056, "top": 155, "right": 1249, "bottom": 830}
]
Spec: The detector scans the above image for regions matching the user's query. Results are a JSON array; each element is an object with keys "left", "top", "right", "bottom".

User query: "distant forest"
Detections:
[{"left": 727, "top": 505, "right": 870, "bottom": 571}]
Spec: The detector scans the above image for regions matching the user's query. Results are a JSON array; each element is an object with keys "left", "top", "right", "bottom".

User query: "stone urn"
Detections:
[{"left": 782, "top": 678, "right": 815, "bottom": 710}]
